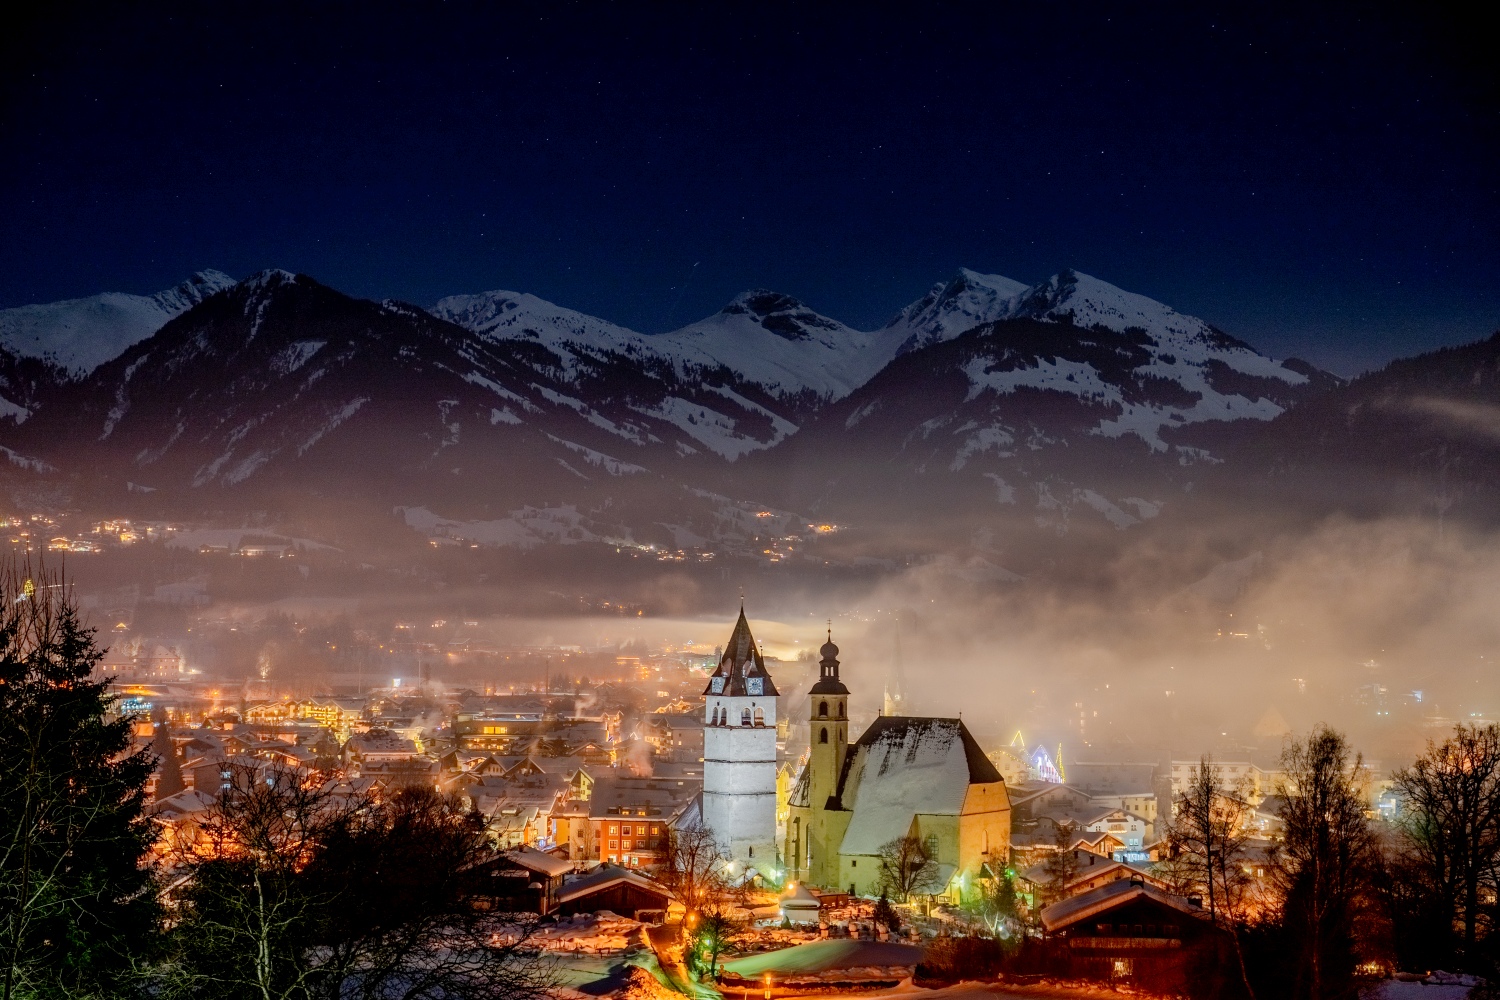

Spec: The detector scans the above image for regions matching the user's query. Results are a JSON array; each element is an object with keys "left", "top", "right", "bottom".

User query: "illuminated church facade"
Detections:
[{"left": 784, "top": 635, "right": 1011, "bottom": 900}]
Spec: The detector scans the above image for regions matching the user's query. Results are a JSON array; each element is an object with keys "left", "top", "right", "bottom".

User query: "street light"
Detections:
[{"left": 764, "top": 973, "right": 772, "bottom": 1000}]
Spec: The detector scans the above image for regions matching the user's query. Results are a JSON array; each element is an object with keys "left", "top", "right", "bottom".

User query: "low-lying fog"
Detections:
[{"left": 168, "top": 513, "right": 1500, "bottom": 769}]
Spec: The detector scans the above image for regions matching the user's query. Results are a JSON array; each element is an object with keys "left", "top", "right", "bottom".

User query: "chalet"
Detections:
[
  {"left": 1081, "top": 807, "right": 1149, "bottom": 850},
  {"left": 1019, "top": 850, "right": 1170, "bottom": 908},
  {"left": 470, "top": 846, "right": 573, "bottom": 914},
  {"left": 554, "top": 864, "right": 670, "bottom": 921},
  {"left": 343, "top": 731, "right": 420, "bottom": 774},
  {"left": 646, "top": 713, "right": 705, "bottom": 762},
  {"left": 1039, "top": 878, "right": 1236, "bottom": 993}
]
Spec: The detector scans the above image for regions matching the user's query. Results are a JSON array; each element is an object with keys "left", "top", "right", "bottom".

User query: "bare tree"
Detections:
[
  {"left": 658, "top": 823, "right": 731, "bottom": 919},
  {"left": 1273, "top": 726, "right": 1378, "bottom": 1000},
  {"left": 1038, "top": 827, "right": 1080, "bottom": 908},
  {"left": 876, "top": 833, "right": 939, "bottom": 903},
  {"left": 164, "top": 766, "right": 555, "bottom": 1000},
  {"left": 1164, "top": 754, "right": 1256, "bottom": 923},
  {"left": 1392, "top": 723, "right": 1500, "bottom": 966},
  {"left": 1163, "top": 755, "right": 1258, "bottom": 1000}
]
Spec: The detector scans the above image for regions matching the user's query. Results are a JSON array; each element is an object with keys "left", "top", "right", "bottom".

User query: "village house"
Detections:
[
  {"left": 1018, "top": 849, "right": 1171, "bottom": 909},
  {"left": 587, "top": 774, "right": 701, "bottom": 868},
  {"left": 1039, "top": 878, "right": 1236, "bottom": 993}
]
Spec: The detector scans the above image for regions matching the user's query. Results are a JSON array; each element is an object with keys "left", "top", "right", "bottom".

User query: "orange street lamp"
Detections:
[{"left": 764, "top": 973, "right": 772, "bottom": 1000}]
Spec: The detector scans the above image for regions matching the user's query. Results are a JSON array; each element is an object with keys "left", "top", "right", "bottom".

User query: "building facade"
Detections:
[
  {"left": 701, "top": 609, "right": 779, "bottom": 868},
  {"left": 785, "top": 636, "right": 1011, "bottom": 901}
]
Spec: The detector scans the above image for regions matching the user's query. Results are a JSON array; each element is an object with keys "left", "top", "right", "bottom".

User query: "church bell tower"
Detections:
[
  {"left": 701, "top": 608, "right": 779, "bottom": 867},
  {"left": 787, "top": 630, "right": 853, "bottom": 888}
]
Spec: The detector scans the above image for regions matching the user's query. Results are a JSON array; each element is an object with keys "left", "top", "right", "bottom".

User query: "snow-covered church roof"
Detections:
[
  {"left": 702, "top": 608, "right": 779, "bottom": 697},
  {"left": 834, "top": 716, "right": 1003, "bottom": 857}
]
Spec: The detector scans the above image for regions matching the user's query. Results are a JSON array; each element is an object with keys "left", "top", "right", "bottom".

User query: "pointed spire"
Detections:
[{"left": 703, "top": 605, "right": 778, "bottom": 697}]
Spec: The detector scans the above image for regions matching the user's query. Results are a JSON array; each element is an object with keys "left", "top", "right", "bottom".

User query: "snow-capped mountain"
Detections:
[
  {"left": 435, "top": 287, "right": 902, "bottom": 404},
  {"left": 656, "top": 290, "right": 906, "bottom": 401},
  {"left": 0, "top": 269, "right": 235, "bottom": 376},
  {"left": 14, "top": 271, "right": 851, "bottom": 511},
  {"left": 885, "top": 268, "right": 1030, "bottom": 356},
  {"left": 431, "top": 286, "right": 910, "bottom": 460},
  {"left": 4, "top": 263, "right": 1367, "bottom": 552},
  {"left": 743, "top": 272, "right": 1339, "bottom": 536}
]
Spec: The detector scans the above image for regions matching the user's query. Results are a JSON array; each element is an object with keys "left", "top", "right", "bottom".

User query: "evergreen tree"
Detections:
[
  {"left": 0, "top": 564, "right": 158, "bottom": 1000},
  {"left": 151, "top": 710, "right": 185, "bottom": 801},
  {"left": 873, "top": 890, "right": 902, "bottom": 934}
]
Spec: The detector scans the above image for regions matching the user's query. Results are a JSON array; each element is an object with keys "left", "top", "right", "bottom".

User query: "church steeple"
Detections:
[
  {"left": 810, "top": 626, "right": 848, "bottom": 695},
  {"left": 703, "top": 607, "right": 778, "bottom": 698},
  {"left": 700, "top": 606, "right": 779, "bottom": 867}
]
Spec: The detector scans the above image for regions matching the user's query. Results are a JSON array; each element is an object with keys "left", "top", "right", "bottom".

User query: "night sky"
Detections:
[{"left": 2, "top": 4, "right": 1496, "bottom": 374}]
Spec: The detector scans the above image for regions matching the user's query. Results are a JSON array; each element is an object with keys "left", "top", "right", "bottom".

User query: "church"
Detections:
[{"left": 783, "top": 633, "right": 1011, "bottom": 900}]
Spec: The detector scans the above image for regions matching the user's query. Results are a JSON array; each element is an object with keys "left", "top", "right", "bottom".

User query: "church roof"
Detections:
[
  {"left": 835, "top": 716, "right": 1004, "bottom": 857},
  {"left": 702, "top": 608, "right": 779, "bottom": 697}
]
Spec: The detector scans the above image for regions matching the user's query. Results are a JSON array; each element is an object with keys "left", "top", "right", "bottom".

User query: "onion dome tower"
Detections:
[{"left": 807, "top": 630, "right": 850, "bottom": 813}]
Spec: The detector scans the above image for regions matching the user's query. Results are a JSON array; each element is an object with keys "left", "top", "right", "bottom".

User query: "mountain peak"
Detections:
[
  {"left": 887, "top": 267, "right": 1028, "bottom": 355},
  {"left": 714, "top": 289, "right": 840, "bottom": 341},
  {"left": 0, "top": 268, "right": 237, "bottom": 376},
  {"left": 238, "top": 268, "right": 301, "bottom": 292}
]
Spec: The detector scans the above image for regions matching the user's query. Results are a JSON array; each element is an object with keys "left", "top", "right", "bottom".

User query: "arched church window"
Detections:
[
  {"left": 819, "top": 727, "right": 828, "bottom": 744},
  {"left": 838, "top": 702, "right": 845, "bottom": 718},
  {"left": 741, "top": 708, "right": 752, "bottom": 727},
  {"left": 754, "top": 707, "right": 765, "bottom": 726},
  {"left": 818, "top": 701, "right": 828, "bottom": 718}
]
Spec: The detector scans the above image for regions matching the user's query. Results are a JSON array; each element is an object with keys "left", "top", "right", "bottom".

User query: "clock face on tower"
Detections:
[
  {"left": 747, "top": 677, "right": 763, "bottom": 696},
  {"left": 711, "top": 677, "right": 725, "bottom": 694}
]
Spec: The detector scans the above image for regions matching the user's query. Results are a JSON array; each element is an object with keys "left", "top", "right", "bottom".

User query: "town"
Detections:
[{"left": 94, "top": 599, "right": 1466, "bottom": 997}]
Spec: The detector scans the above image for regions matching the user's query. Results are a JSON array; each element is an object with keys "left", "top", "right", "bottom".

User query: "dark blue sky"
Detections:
[{"left": 2, "top": 4, "right": 1496, "bottom": 374}]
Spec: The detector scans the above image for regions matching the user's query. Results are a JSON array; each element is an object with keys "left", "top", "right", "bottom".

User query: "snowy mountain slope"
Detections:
[
  {"left": 437, "top": 287, "right": 903, "bottom": 404},
  {"left": 875, "top": 268, "right": 1337, "bottom": 451},
  {"left": 432, "top": 287, "right": 902, "bottom": 459},
  {"left": 885, "top": 268, "right": 1030, "bottom": 356},
  {"left": 14, "top": 271, "right": 834, "bottom": 510},
  {"left": 658, "top": 290, "right": 907, "bottom": 401},
  {"left": 742, "top": 295, "right": 1339, "bottom": 537},
  {"left": 0, "top": 270, "right": 235, "bottom": 376},
  {"left": 7, "top": 264, "right": 1366, "bottom": 554},
  {"left": 437, "top": 267, "right": 1326, "bottom": 463}
]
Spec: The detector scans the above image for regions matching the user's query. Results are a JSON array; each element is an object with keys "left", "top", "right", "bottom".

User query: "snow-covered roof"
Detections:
[
  {"left": 836, "top": 717, "right": 1002, "bottom": 857},
  {"left": 152, "top": 787, "right": 217, "bottom": 818},
  {"left": 557, "top": 863, "right": 670, "bottom": 905},
  {"left": 502, "top": 845, "right": 573, "bottom": 878},
  {"left": 1040, "top": 877, "right": 1208, "bottom": 933}
]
